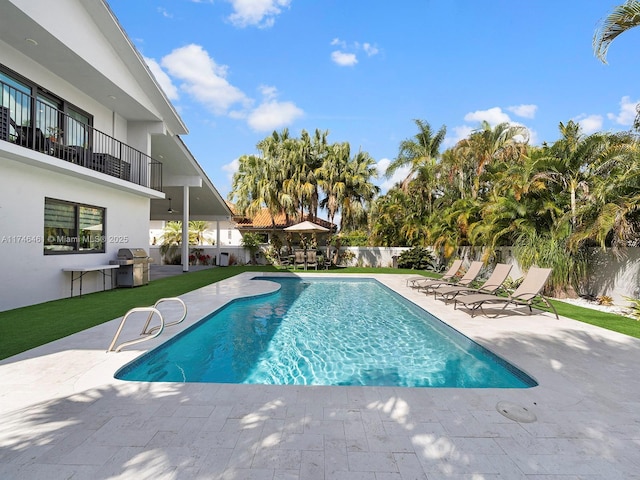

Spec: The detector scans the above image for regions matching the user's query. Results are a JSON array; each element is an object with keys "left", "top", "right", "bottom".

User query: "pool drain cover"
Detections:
[{"left": 496, "top": 401, "right": 537, "bottom": 423}]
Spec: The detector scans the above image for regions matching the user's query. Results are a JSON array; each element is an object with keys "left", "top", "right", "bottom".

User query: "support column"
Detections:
[
  {"left": 181, "top": 186, "right": 190, "bottom": 272},
  {"left": 216, "top": 220, "right": 221, "bottom": 266}
]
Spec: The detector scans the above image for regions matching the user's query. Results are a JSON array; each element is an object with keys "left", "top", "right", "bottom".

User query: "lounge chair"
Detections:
[
  {"left": 435, "top": 263, "right": 513, "bottom": 301},
  {"left": 408, "top": 259, "right": 463, "bottom": 288},
  {"left": 418, "top": 260, "right": 484, "bottom": 294},
  {"left": 454, "top": 266, "right": 558, "bottom": 319}
]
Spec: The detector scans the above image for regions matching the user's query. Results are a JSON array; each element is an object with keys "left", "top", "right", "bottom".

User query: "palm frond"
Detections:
[{"left": 593, "top": 1, "right": 640, "bottom": 63}]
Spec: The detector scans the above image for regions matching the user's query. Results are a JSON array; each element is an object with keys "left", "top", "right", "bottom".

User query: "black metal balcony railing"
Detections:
[{"left": 0, "top": 80, "right": 162, "bottom": 191}]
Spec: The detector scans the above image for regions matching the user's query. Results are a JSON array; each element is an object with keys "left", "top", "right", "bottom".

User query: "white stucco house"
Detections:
[{"left": 0, "top": 0, "right": 231, "bottom": 311}]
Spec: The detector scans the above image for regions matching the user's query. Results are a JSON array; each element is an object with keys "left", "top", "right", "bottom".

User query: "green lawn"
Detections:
[{"left": 0, "top": 266, "right": 638, "bottom": 361}]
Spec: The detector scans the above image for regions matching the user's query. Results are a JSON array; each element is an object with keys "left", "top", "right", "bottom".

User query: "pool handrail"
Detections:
[
  {"left": 107, "top": 306, "right": 164, "bottom": 353},
  {"left": 106, "top": 297, "right": 187, "bottom": 352},
  {"left": 141, "top": 297, "right": 187, "bottom": 335}
]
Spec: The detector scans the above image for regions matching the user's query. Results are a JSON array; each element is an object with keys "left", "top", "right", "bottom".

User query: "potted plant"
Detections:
[{"left": 47, "top": 126, "right": 63, "bottom": 143}]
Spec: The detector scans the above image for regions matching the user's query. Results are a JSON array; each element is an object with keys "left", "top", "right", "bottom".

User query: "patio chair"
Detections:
[
  {"left": 421, "top": 260, "right": 484, "bottom": 294},
  {"left": 293, "top": 250, "right": 306, "bottom": 270},
  {"left": 434, "top": 263, "right": 513, "bottom": 301},
  {"left": 454, "top": 266, "right": 559, "bottom": 319},
  {"left": 407, "top": 259, "right": 463, "bottom": 288},
  {"left": 306, "top": 250, "right": 318, "bottom": 270},
  {"left": 278, "top": 252, "right": 291, "bottom": 269}
]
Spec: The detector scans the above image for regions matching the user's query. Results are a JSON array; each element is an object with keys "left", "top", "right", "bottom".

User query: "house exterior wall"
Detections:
[
  {"left": 0, "top": 0, "right": 179, "bottom": 311},
  {"left": 0, "top": 158, "right": 149, "bottom": 311}
]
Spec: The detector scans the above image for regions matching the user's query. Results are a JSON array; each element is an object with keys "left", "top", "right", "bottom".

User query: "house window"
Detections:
[
  {"left": 1, "top": 64, "right": 93, "bottom": 147},
  {"left": 44, "top": 198, "right": 105, "bottom": 254}
]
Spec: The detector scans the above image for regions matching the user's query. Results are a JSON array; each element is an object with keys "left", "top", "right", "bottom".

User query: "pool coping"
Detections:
[{"left": 1, "top": 272, "right": 640, "bottom": 478}]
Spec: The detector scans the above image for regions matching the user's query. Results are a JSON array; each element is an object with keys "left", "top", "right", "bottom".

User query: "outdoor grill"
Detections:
[{"left": 110, "top": 248, "right": 152, "bottom": 287}]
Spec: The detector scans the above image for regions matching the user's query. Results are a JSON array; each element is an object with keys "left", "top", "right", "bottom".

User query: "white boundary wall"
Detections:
[
  {"left": 340, "top": 246, "right": 640, "bottom": 304},
  {"left": 147, "top": 243, "right": 640, "bottom": 304}
]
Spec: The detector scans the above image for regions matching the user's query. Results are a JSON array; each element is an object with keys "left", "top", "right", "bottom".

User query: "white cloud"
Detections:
[
  {"left": 154, "top": 44, "right": 302, "bottom": 131},
  {"left": 607, "top": 96, "right": 638, "bottom": 126},
  {"left": 227, "top": 0, "right": 291, "bottom": 28},
  {"left": 376, "top": 158, "right": 391, "bottom": 176},
  {"left": 144, "top": 57, "right": 179, "bottom": 100},
  {"left": 443, "top": 125, "right": 474, "bottom": 147},
  {"left": 160, "top": 44, "right": 250, "bottom": 115},
  {"left": 331, "top": 51, "right": 358, "bottom": 67},
  {"left": 222, "top": 157, "right": 240, "bottom": 183},
  {"left": 507, "top": 104, "right": 537, "bottom": 119},
  {"left": 464, "top": 107, "right": 511, "bottom": 126},
  {"left": 330, "top": 39, "right": 378, "bottom": 66},
  {"left": 157, "top": 7, "right": 173, "bottom": 18},
  {"left": 245, "top": 86, "right": 303, "bottom": 131},
  {"left": 331, "top": 38, "right": 347, "bottom": 48},
  {"left": 574, "top": 114, "right": 603, "bottom": 134},
  {"left": 526, "top": 127, "right": 539, "bottom": 146},
  {"left": 258, "top": 84, "right": 278, "bottom": 100},
  {"left": 362, "top": 42, "right": 379, "bottom": 56},
  {"left": 247, "top": 101, "right": 304, "bottom": 131},
  {"left": 375, "top": 158, "right": 409, "bottom": 193}
]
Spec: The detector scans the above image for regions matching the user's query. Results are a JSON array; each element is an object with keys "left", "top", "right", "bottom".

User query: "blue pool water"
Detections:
[{"left": 115, "top": 277, "right": 537, "bottom": 388}]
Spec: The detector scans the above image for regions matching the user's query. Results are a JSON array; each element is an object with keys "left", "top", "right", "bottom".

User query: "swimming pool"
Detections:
[{"left": 115, "top": 277, "right": 537, "bottom": 388}]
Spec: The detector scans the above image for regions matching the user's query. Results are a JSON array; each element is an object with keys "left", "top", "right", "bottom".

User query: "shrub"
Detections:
[
  {"left": 596, "top": 295, "right": 614, "bottom": 306},
  {"left": 502, "top": 276, "right": 523, "bottom": 293},
  {"left": 339, "top": 249, "right": 356, "bottom": 266},
  {"left": 624, "top": 297, "right": 640, "bottom": 320},
  {"left": 340, "top": 231, "right": 369, "bottom": 246},
  {"left": 397, "top": 247, "right": 436, "bottom": 270}
]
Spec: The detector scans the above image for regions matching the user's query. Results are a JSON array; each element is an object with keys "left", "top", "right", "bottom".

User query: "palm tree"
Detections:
[
  {"left": 189, "top": 221, "right": 210, "bottom": 245},
  {"left": 538, "top": 121, "right": 609, "bottom": 228},
  {"left": 569, "top": 132, "right": 640, "bottom": 251},
  {"left": 454, "top": 121, "right": 528, "bottom": 200},
  {"left": 593, "top": 1, "right": 640, "bottom": 63},
  {"left": 230, "top": 130, "right": 293, "bottom": 231},
  {"left": 370, "top": 188, "right": 414, "bottom": 246},
  {"left": 159, "top": 221, "right": 183, "bottom": 264},
  {"left": 317, "top": 141, "right": 350, "bottom": 228},
  {"left": 385, "top": 119, "right": 446, "bottom": 211},
  {"left": 339, "top": 150, "right": 379, "bottom": 232},
  {"left": 288, "top": 129, "right": 327, "bottom": 221},
  {"left": 593, "top": 2, "right": 640, "bottom": 130}
]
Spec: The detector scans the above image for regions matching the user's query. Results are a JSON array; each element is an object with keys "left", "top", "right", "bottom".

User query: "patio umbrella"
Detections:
[
  {"left": 284, "top": 221, "right": 331, "bottom": 263},
  {"left": 283, "top": 220, "right": 329, "bottom": 233}
]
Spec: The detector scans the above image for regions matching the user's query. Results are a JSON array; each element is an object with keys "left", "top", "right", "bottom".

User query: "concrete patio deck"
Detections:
[{"left": 1, "top": 272, "right": 639, "bottom": 479}]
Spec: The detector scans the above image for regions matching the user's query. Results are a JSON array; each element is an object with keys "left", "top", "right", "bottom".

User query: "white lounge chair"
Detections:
[
  {"left": 407, "top": 259, "right": 463, "bottom": 288},
  {"left": 416, "top": 260, "right": 483, "bottom": 294},
  {"left": 435, "top": 263, "right": 513, "bottom": 301},
  {"left": 454, "top": 266, "right": 558, "bottom": 319}
]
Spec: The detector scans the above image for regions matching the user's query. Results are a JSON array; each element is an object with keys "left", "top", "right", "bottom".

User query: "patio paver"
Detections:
[{"left": 1, "top": 272, "right": 639, "bottom": 479}]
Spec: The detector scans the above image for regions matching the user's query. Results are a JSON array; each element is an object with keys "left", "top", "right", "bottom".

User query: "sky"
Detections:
[{"left": 107, "top": 0, "right": 640, "bottom": 199}]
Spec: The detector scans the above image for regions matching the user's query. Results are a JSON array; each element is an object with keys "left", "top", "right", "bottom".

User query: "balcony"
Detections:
[{"left": 0, "top": 80, "right": 162, "bottom": 191}]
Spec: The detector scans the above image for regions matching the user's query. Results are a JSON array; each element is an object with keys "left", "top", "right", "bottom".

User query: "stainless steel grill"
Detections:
[{"left": 110, "top": 248, "right": 152, "bottom": 287}]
